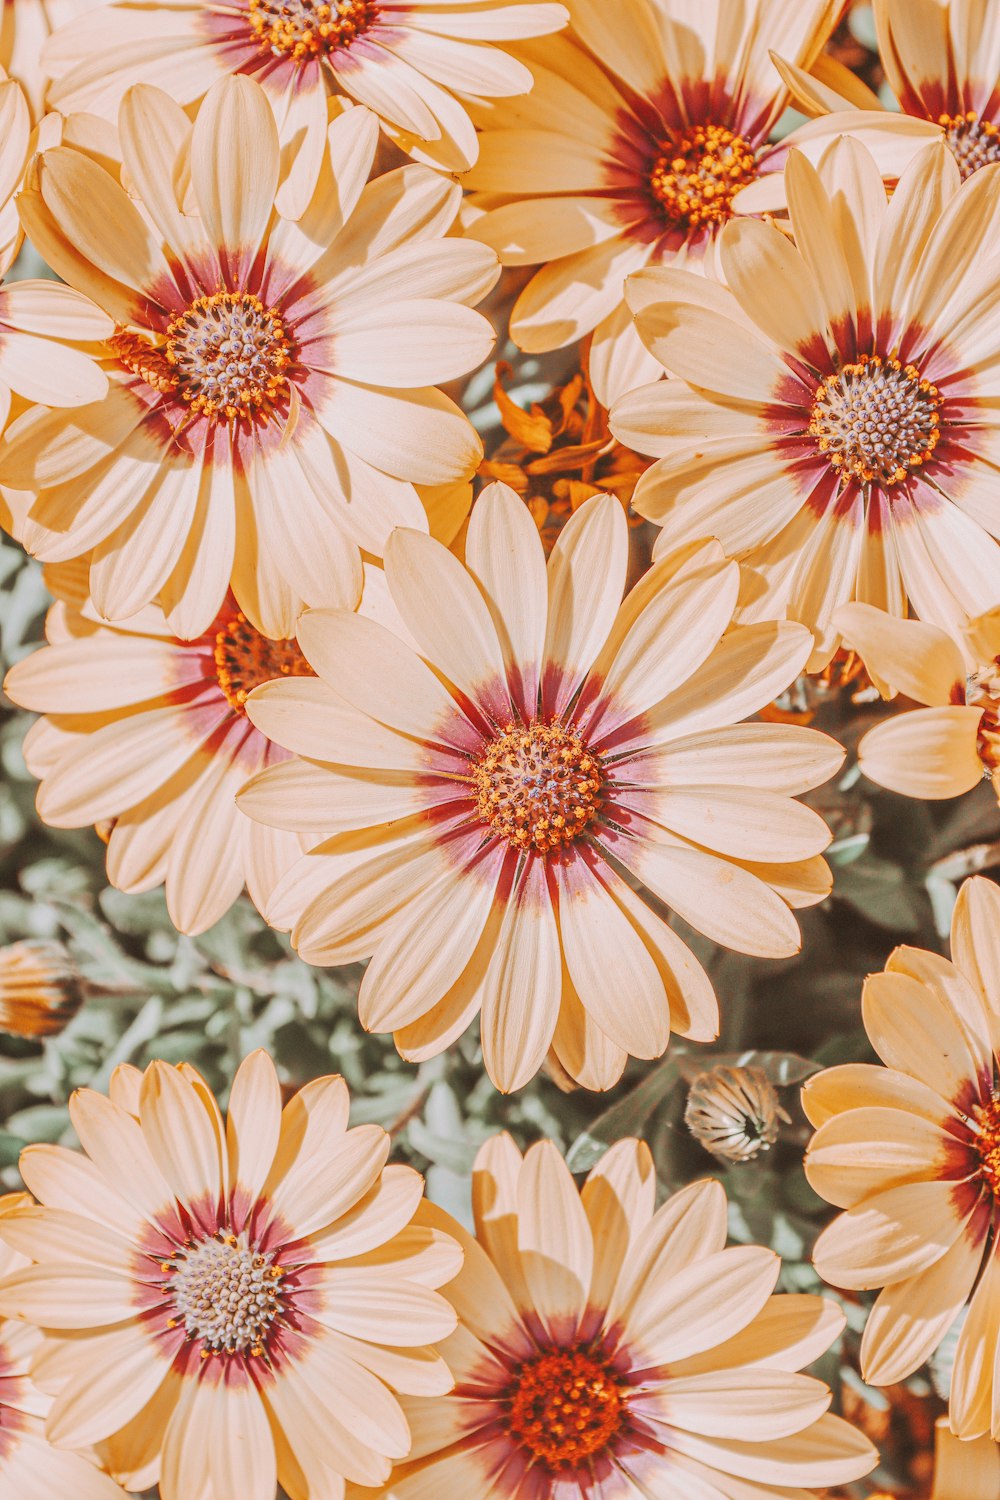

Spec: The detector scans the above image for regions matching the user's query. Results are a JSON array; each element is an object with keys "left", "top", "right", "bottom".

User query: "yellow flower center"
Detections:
[
  {"left": 213, "top": 610, "right": 314, "bottom": 715},
  {"left": 973, "top": 1093, "right": 1000, "bottom": 1199},
  {"left": 165, "top": 292, "right": 292, "bottom": 422},
  {"left": 505, "top": 1350, "right": 625, "bottom": 1470},
  {"left": 165, "top": 1230, "right": 285, "bottom": 1358},
  {"left": 939, "top": 111, "right": 1000, "bottom": 180},
  {"left": 808, "top": 354, "right": 942, "bottom": 487},
  {"left": 650, "top": 123, "right": 758, "bottom": 231},
  {"left": 472, "top": 722, "right": 605, "bottom": 854},
  {"left": 247, "top": 0, "right": 379, "bottom": 61}
]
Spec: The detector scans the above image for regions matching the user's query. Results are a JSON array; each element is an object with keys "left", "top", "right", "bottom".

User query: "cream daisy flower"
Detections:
[
  {"left": 0, "top": 1052, "right": 460, "bottom": 1500},
  {"left": 352, "top": 1134, "right": 877, "bottom": 1498},
  {"left": 778, "top": 0, "right": 1000, "bottom": 195},
  {"left": 834, "top": 601, "right": 1000, "bottom": 803},
  {"left": 0, "top": 940, "right": 82, "bottom": 1038},
  {"left": 932, "top": 1419, "right": 1000, "bottom": 1500},
  {"left": 3, "top": 567, "right": 330, "bottom": 936},
  {"left": 41, "top": 0, "right": 569, "bottom": 216},
  {"left": 805, "top": 874, "right": 1000, "bottom": 1436},
  {"left": 613, "top": 137, "right": 1000, "bottom": 670},
  {"left": 461, "top": 0, "right": 936, "bottom": 407},
  {"left": 0, "top": 1194, "right": 128, "bottom": 1500},
  {"left": 0, "top": 75, "right": 499, "bottom": 639},
  {"left": 237, "top": 481, "right": 843, "bottom": 1093}
]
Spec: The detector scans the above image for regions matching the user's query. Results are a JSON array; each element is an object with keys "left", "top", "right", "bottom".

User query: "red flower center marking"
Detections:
[
  {"left": 649, "top": 122, "right": 758, "bottom": 232},
  {"left": 247, "top": 0, "right": 380, "bottom": 61},
  {"left": 505, "top": 1349, "right": 626, "bottom": 1470},
  {"left": 940, "top": 111, "right": 1000, "bottom": 180},
  {"left": 472, "top": 721, "right": 605, "bottom": 854},
  {"left": 213, "top": 610, "right": 314, "bottom": 716},
  {"left": 808, "top": 354, "right": 942, "bottom": 488},
  {"left": 164, "top": 1229, "right": 286, "bottom": 1359}
]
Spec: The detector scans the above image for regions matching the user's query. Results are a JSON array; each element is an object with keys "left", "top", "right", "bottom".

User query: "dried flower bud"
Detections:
[
  {"left": 0, "top": 940, "right": 83, "bottom": 1038},
  {"left": 685, "top": 1065, "right": 789, "bottom": 1163}
]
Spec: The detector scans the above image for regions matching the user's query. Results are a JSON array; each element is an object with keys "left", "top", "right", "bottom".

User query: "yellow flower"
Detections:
[
  {"left": 0, "top": 940, "right": 82, "bottom": 1037},
  {"left": 461, "top": 0, "right": 935, "bottom": 406},
  {"left": 834, "top": 600, "right": 1000, "bottom": 802},
  {"left": 0, "top": 1053, "right": 460, "bottom": 1500},
  {"left": 0, "top": 1194, "right": 128, "bottom": 1498},
  {"left": 1, "top": 75, "right": 499, "bottom": 639},
  {"left": 353, "top": 1134, "right": 877, "bottom": 1498},
  {"left": 41, "top": 0, "right": 569, "bottom": 213},
  {"left": 237, "top": 480, "right": 843, "bottom": 1093},
  {"left": 614, "top": 138, "right": 1000, "bottom": 671},
  {"left": 805, "top": 875, "right": 1000, "bottom": 1436}
]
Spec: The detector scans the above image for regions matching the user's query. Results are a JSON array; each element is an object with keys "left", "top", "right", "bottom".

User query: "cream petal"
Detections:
[
  {"left": 857, "top": 707, "right": 986, "bottom": 799},
  {"left": 190, "top": 76, "right": 279, "bottom": 279},
  {"left": 655, "top": 1368, "right": 832, "bottom": 1443},
  {"left": 138, "top": 1061, "right": 224, "bottom": 1230},
  {"left": 813, "top": 1181, "right": 975, "bottom": 1291},
  {"left": 464, "top": 480, "right": 547, "bottom": 718},
  {"left": 951, "top": 876, "right": 1000, "bottom": 1053},
  {"left": 479, "top": 856, "right": 562, "bottom": 1094},
  {"left": 46, "top": 1318, "right": 172, "bottom": 1448},
  {"left": 861, "top": 1227, "right": 987, "bottom": 1386},
  {"left": 68, "top": 1088, "right": 177, "bottom": 1231},
  {"left": 516, "top": 1140, "right": 593, "bottom": 1342},
  {"left": 625, "top": 1245, "right": 781, "bottom": 1366},
  {"left": 834, "top": 601, "right": 966, "bottom": 705},
  {"left": 862, "top": 967, "right": 992, "bottom": 1102},
  {"left": 801, "top": 1063, "right": 951, "bottom": 1130},
  {"left": 609, "top": 1178, "right": 728, "bottom": 1336},
  {"left": 669, "top": 1293, "right": 846, "bottom": 1379},
  {"left": 581, "top": 1138, "right": 656, "bottom": 1315},
  {"left": 805, "top": 1106, "right": 956, "bottom": 1210},
  {"left": 542, "top": 492, "right": 628, "bottom": 717},
  {"left": 950, "top": 1245, "right": 1000, "bottom": 1439},
  {"left": 661, "top": 1411, "right": 877, "bottom": 1488}
]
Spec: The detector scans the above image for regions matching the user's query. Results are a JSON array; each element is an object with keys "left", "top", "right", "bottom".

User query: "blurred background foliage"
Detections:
[{"left": 0, "top": 5, "right": 986, "bottom": 1496}]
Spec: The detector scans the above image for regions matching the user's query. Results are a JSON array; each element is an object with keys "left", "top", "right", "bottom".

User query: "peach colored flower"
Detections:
[
  {"left": 461, "top": 0, "right": 935, "bottom": 406},
  {"left": 0, "top": 1053, "right": 460, "bottom": 1500},
  {"left": 355, "top": 1134, "right": 877, "bottom": 1498},
  {"left": 0, "top": 940, "right": 82, "bottom": 1037},
  {"left": 834, "top": 601, "right": 1000, "bottom": 803},
  {"left": 42, "top": 0, "right": 569, "bottom": 215},
  {"left": 0, "top": 1194, "right": 128, "bottom": 1499},
  {"left": 237, "top": 481, "right": 844, "bottom": 1093},
  {"left": 805, "top": 875, "right": 1000, "bottom": 1437},
  {"left": 1, "top": 75, "right": 499, "bottom": 639},
  {"left": 613, "top": 138, "right": 1000, "bottom": 670}
]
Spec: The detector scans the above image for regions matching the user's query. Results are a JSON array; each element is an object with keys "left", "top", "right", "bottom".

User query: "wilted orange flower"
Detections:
[
  {"left": 0, "top": 940, "right": 82, "bottom": 1037},
  {"left": 42, "top": 0, "right": 569, "bottom": 213},
  {"left": 357, "top": 1135, "right": 877, "bottom": 1498},
  {"left": 462, "top": 0, "right": 934, "bottom": 405},
  {"left": 805, "top": 876, "right": 1000, "bottom": 1438},
  {"left": 238, "top": 481, "right": 843, "bottom": 1093},
  {"left": 615, "top": 138, "right": 1000, "bottom": 670},
  {"left": 0, "top": 1053, "right": 459, "bottom": 1500},
  {"left": 1, "top": 76, "right": 498, "bottom": 639}
]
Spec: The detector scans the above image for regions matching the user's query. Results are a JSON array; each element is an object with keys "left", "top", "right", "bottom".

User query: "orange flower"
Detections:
[
  {"left": 0, "top": 1053, "right": 459, "bottom": 1500},
  {"left": 357, "top": 1135, "right": 877, "bottom": 1498},
  {"left": 0, "top": 940, "right": 82, "bottom": 1038},
  {"left": 805, "top": 876, "right": 1000, "bottom": 1438}
]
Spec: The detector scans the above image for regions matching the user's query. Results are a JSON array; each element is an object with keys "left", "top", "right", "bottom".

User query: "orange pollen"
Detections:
[
  {"left": 472, "top": 721, "right": 604, "bottom": 854},
  {"left": 973, "top": 1092, "right": 1000, "bottom": 1199},
  {"left": 213, "top": 610, "right": 313, "bottom": 715},
  {"left": 164, "top": 291, "right": 292, "bottom": 423},
  {"left": 649, "top": 122, "right": 758, "bottom": 231},
  {"left": 939, "top": 111, "right": 1000, "bottom": 180},
  {"left": 808, "top": 354, "right": 942, "bottom": 488},
  {"left": 109, "top": 329, "right": 178, "bottom": 395},
  {"left": 505, "top": 1350, "right": 626, "bottom": 1470},
  {"left": 247, "top": 0, "right": 379, "bottom": 61}
]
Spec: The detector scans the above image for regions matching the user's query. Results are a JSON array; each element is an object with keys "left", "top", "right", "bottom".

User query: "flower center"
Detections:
[
  {"left": 472, "top": 722, "right": 604, "bottom": 854},
  {"left": 213, "top": 610, "right": 314, "bottom": 715},
  {"left": 505, "top": 1350, "right": 625, "bottom": 1471},
  {"left": 808, "top": 354, "right": 942, "bottom": 488},
  {"left": 973, "top": 1092, "right": 1000, "bottom": 1200},
  {"left": 165, "top": 1230, "right": 285, "bottom": 1357},
  {"left": 939, "top": 111, "right": 1000, "bottom": 180},
  {"left": 247, "top": 0, "right": 380, "bottom": 61},
  {"left": 166, "top": 293, "right": 292, "bottom": 421},
  {"left": 649, "top": 123, "right": 758, "bottom": 232}
]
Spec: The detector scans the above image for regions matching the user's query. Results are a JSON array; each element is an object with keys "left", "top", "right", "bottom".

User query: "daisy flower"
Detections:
[
  {"left": 237, "top": 480, "right": 843, "bottom": 1093},
  {"left": 0, "top": 940, "right": 82, "bottom": 1038},
  {"left": 931, "top": 1419, "right": 1000, "bottom": 1499},
  {"left": 778, "top": 0, "right": 1000, "bottom": 194},
  {"left": 0, "top": 1194, "right": 128, "bottom": 1499},
  {"left": 0, "top": 75, "right": 499, "bottom": 640},
  {"left": 355, "top": 1134, "right": 877, "bottom": 1498},
  {"left": 461, "top": 0, "right": 936, "bottom": 406},
  {"left": 4, "top": 567, "right": 331, "bottom": 937},
  {"left": 0, "top": 1052, "right": 460, "bottom": 1500},
  {"left": 41, "top": 0, "right": 569, "bottom": 216},
  {"left": 613, "top": 137, "right": 1000, "bottom": 670},
  {"left": 805, "top": 874, "right": 1000, "bottom": 1435},
  {"left": 834, "top": 600, "right": 1000, "bottom": 803}
]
